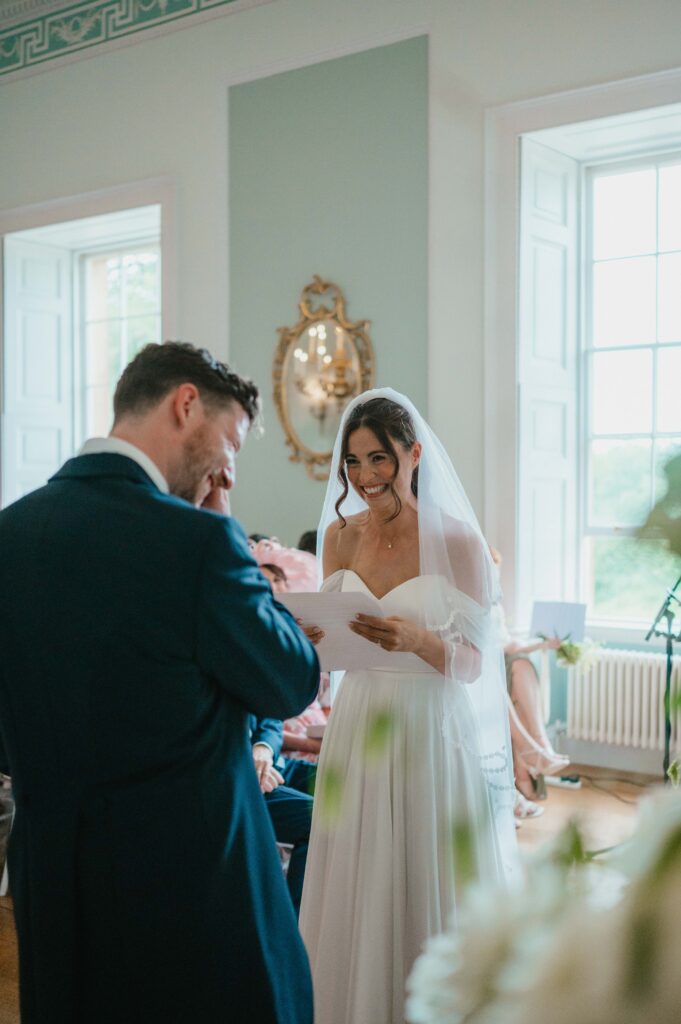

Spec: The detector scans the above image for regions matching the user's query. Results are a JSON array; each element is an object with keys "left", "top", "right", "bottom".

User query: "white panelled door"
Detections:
[
  {"left": 517, "top": 138, "right": 579, "bottom": 626},
  {"left": 2, "top": 237, "right": 73, "bottom": 507}
]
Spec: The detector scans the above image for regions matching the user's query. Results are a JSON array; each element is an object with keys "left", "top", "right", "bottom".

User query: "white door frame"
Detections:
[
  {"left": 0, "top": 175, "right": 177, "bottom": 354},
  {"left": 0, "top": 177, "right": 177, "bottom": 489}
]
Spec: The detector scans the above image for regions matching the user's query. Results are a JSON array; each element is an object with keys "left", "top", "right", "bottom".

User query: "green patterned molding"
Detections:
[{"left": 0, "top": 0, "right": 247, "bottom": 78}]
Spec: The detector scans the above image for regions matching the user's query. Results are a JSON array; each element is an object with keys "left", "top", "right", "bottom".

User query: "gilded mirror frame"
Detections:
[{"left": 273, "top": 276, "right": 375, "bottom": 480}]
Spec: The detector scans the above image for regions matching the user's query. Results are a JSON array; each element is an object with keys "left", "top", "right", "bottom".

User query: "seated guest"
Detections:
[
  {"left": 251, "top": 716, "right": 313, "bottom": 918},
  {"left": 297, "top": 530, "right": 317, "bottom": 555},
  {"left": 489, "top": 547, "right": 570, "bottom": 817},
  {"left": 251, "top": 537, "right": 318, "bottom": 591},
  {"left": 253, "top": 540, "right": 328, "bottom": 790}
]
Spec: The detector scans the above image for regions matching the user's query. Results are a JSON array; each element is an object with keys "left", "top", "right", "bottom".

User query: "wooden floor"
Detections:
[
  {"left": 0, "top": 767, "right": 656, "bottom": 1022},
  {"left": 0, "top": 898, "right": 18, "bottom": 1024},
  {"left": 515, "top": 765, "right": 654, "bottom": 853}
]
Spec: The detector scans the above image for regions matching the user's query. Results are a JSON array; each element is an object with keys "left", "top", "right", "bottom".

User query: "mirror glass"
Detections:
[
  {"left": 283, "top": 320, "right": 361, "bottom": 451},
  {"left": 274, "top": 279, "right": 374, "bottom": 480}
]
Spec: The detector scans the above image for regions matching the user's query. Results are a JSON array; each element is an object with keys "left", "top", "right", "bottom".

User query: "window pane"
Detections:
[
  {"left": 106, "top": 258, "right": 122, "bottom": 319},
  {"left": 591, "top": 349, "right": 653, "bottom": 434},
  {"left": 84, "top": 321, "right": 110, "bottom": 388},
  {"left": 128, "top": 315, "right": 159, "bottom": 359},
  {"left": 107, "top": 319, "right": 123, "bottom": 390},
  {"left": 592, "top": 257, "right": 656, "bottom": 347},
  {"left": 659, "top": 163, "right": 681, "bottom": 253},
  {"left": 589, "top": 440, "right": 651, "bottom": 526},
  {"left": 656, "top": 346, "right": 681, "bottom": 432},
  {"left": 86, "top": 255, "right": 120, "bottom": 322},
  {"left": 658, "top": 252, "right": 681, "bottom": 343},
  {"left": 655, "top": 438, "right": 681, "bottom": 501},
  {"left": 586, "top": 536, "right": 681, "bottom": 622},
  {"left": 123, "top": 252, "right": 160, "bottom": 318},
  {"left": 592, "top": 169, "right": 656, "bottom": 260},
  {"left": 84, "top": 320, "right": 120, "bottom": 437}
]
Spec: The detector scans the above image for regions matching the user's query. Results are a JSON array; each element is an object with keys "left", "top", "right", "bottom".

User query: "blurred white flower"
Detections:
[
  {"left": 608, "top": 788, "right": 681, "bottom": 882},
  {"left": 407, "top": 794, "right": 681, "bottom": 1024}
]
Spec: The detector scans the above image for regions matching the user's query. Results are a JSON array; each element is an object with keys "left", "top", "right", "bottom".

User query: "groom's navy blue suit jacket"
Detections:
[{"left": 0, "top": 453, "right": 319, "bottom": 1024}]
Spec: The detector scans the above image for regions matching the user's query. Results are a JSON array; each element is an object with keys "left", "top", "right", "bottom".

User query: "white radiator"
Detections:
[{"left": 566, "top": 651, "right": 681, "bottom": 771}]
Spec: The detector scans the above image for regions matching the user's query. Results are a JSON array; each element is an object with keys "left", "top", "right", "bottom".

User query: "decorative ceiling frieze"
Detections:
[{"left": 0, "top": 0, "right": 271, "bottom": 81}]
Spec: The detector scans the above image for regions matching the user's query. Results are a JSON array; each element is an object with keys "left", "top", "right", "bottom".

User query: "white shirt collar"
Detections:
[{"left": 78, "top": 437, "right": 169, "bottom": 494}]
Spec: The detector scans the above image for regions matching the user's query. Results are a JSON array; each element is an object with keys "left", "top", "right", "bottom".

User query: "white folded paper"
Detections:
[
  {"left": 278, "top": 592, "right": 425, "bottom": 672},
  {"left": 529, "top": 601, "right": 587, "bottom": 642}
]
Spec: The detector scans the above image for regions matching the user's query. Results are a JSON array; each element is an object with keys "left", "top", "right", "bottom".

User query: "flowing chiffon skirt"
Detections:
[{"left": 299, "top": 573, "right": 504, "bottom": 1024}]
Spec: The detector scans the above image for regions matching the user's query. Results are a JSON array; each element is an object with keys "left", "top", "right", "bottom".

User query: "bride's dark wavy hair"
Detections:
[{"left": 335, "top": 397, "right": 419, "bottom": 527}]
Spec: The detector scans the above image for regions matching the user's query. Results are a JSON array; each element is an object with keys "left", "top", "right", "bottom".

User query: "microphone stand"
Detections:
[{"left": 645, "top": 574, "right": 681, "bottom": 782}]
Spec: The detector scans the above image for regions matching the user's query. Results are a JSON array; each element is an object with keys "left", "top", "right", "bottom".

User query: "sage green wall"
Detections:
[{"left": 228, "top": 38, "right": 428, "bottom": 544}]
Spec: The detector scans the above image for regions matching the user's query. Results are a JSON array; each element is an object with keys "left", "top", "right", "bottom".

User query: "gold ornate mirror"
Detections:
[{"left": 273, "top": 276, "right": 375, "bottom": 480}]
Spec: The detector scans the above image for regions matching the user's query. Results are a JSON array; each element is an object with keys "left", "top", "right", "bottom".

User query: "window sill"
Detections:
[{"left": 585, "top": 620, "right": 674, "bottom": 650}]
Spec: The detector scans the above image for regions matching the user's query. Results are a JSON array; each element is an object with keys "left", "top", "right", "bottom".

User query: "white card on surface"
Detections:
[
  {"left": 278, "top": 592, "right": 425, "bottom": 672},
  {"left": 529, "top": 601, "right": 587, "bottom": 642}
]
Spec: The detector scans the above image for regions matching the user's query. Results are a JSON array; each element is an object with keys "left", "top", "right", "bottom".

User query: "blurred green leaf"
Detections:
[
  {"left": 550, "top": 820, "right": 593, "bottom": 867},
  {"left": 626, "top": 908, "right": 658, "bottom": 999},
  {"left": 645, "top": 824, "right": 681, "bottom": 892},
  {"left": 641, "top": 452, "right": 681, "bottom": 560},
  {"left": 451, "top": 819, "right": 476, "bottom": 891},
  {"left": 363, "top": 709, "right": 396, "bottom": 761},
  {"left": 317, "top": 764, "right": 344, "bottom": 825},
  {"left": 667, "top": 758, "right": 681, "bottom": 788}
]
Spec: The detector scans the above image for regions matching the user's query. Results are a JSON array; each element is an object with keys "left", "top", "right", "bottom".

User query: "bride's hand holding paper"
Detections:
[
  {"left": 280, "top": 591, "right": 425, "bottom": 671},
  {"left": 350, "top": 613, "right": 424, "bottom": 653}
]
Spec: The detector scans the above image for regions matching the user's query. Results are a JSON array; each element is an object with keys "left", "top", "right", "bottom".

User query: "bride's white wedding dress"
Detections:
[{"left": 299, "top": 568, "right": 505, "bottom": 1024}]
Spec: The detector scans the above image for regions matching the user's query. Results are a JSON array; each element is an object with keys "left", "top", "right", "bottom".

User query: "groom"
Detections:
[{"left": 0, "top": 342, "right": 319, "bottom": 1024}]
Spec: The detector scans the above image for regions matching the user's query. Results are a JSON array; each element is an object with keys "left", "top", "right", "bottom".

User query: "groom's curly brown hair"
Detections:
[{"left": 113, "top": 341, "right": 260, "bottom": 424}]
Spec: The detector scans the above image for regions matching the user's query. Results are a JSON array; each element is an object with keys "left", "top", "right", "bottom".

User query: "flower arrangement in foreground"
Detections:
[{"left": 406, "top": 790, "right": 681, "bottom": 1024}]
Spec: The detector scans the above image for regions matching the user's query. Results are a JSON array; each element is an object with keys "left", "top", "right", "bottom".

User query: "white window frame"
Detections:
[
  {"left": 577, "top": 151, "right": 681, "bottom": 626},
  {"left": 485, "top": 67, "right": 681, "bottom": 648}
]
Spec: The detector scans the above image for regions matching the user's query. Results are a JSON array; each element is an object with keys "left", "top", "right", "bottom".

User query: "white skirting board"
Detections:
[{"left": 561, "top": 737, "right": 665, "bottom": 778}]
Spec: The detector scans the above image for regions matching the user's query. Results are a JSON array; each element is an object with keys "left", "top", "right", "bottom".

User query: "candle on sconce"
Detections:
[{"left": 335, "top": 325, "right": 346, "bottom": 357}]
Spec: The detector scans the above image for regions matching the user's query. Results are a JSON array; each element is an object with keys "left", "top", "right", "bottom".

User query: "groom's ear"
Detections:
[{"left": 170, "top": 383, "right": 201, "bottom": 428}]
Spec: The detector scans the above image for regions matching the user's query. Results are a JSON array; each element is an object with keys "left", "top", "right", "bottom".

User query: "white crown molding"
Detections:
[{"left": 0, "top": 0, "right": 275, "bottom": 83}]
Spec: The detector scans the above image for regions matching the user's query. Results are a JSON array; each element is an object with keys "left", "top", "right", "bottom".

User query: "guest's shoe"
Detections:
[
  {"left": 514, "top": 791, "right": 545, "bottom": 819},
  {"left": 531, "top": 773, "right": 547, "bottom": 800},
  {"left": 515, "top": 775, "right": 544, "bottom": 802}
]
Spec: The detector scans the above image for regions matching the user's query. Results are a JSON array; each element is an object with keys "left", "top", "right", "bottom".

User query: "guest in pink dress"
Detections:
[{"left": 251, "top": 539, "right": 328, "bottom": 775}]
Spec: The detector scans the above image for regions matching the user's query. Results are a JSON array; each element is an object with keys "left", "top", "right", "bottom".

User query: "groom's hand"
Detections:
[{"left": 201, "top": 469, "right": 232, "bottom": 516}]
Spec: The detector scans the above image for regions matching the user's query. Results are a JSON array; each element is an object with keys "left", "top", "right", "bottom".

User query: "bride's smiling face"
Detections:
[{"left": 345, "top": 426, "right": 420, "bottom": 511}]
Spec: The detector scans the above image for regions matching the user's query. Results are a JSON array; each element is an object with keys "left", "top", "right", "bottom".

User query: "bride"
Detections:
[{"left": 299, "top": 390, "right": 518, "bottom": 1024}]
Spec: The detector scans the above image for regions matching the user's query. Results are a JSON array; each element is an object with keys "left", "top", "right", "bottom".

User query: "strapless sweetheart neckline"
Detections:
[{"left": 324, "top": 567, "right": 428, "bottom": 602}]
